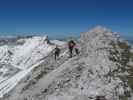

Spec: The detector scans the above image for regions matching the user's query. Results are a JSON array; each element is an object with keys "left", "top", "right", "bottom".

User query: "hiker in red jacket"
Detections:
[{"left": 68, "top": 40, "right": 76, "bottom": 58}]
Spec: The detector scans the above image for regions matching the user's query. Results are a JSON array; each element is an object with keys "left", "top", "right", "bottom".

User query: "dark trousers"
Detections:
[
  {"left": 55, "top": 52, "right": 59, "bottom": 60},
  {"left": 69, "top": 47, "right": 73, "bottom": 58},
  {"left": 75, "top": 48, "right": 79, "bottom": 55}
]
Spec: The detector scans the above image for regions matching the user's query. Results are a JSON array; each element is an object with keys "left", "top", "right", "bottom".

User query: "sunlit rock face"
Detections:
[
  {"left": 80, "top": 26, "right": 117, "bottom": 55},
  {"left": 79, "top": 26, "right": 133, "bottom": 100}
]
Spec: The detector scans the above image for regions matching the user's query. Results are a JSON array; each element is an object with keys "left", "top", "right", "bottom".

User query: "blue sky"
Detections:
[{"left": 0, "top": 0, "right": 133, "bottom": 39}]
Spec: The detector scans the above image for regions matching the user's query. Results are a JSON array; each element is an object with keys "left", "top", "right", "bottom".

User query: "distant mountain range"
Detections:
[
  {"left": 0, "top": 35, "right": 34, "bottom": 45},
  {"left": 0, "top": 35, "right": 132, "bottom": 45},
  {"left": 128, "top": 39, "right": 133, "bottom": 44}
]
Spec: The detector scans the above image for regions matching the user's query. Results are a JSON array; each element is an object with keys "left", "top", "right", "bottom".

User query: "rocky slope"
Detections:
[{"left": 2, "top": 26, "right": 133, "bottom": 100}]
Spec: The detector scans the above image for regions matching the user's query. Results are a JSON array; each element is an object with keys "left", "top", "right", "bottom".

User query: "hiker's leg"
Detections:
[
  {"left": 56, "top": 52, "right": 59, "bottom": 60},
  {"left": 69, "top": 48, "right": 73, "bottom": 58},
  {"left": 71, "top": 48, "right": 73, "bottom": 57},
  {"left": 55, "top": 53, "right": 57, "bottom": 60},
  {"left": 75, "top": 48, "right": 79, "bottom": 55},
  {"left": 57, "top": 52, "right": 60, "bottom": 57}
]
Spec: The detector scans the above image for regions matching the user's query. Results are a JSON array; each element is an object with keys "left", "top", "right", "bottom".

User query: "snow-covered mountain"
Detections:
[
  {"left": 0, "top": 36, "right": 60, "bottom": 98},
  {"left": 1, "top": 26, "right": 133, "bottom": 100}
]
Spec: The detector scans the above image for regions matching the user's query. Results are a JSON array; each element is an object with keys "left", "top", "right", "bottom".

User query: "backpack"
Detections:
[
  {"left": 55, "top": 47, "right": 60, "bottom": 55},
  {"left": 69, "top": 40, "right": 76, "bottom": 48}
]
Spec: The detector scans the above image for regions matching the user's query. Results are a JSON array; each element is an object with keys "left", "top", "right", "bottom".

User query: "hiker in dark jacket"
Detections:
[
  {"left": 54, "top": 46, "right": 60, "bottom": 60},
  {"left": 45, "top": 35, "right": 51, "bottom": 44},
  {"left": 8, "top": 50, "right": 13, "bottom": 55},
  {"left": 68, "top": 40, "right": 76, "bottom": 58}
]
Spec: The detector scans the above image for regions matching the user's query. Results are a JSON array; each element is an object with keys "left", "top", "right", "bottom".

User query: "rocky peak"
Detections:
[
  {"left": 88, "top": 26, "right": 111, "bottom": 34},
  {"left": 80, "top": 26, "right": 118, "bottom": 55}
]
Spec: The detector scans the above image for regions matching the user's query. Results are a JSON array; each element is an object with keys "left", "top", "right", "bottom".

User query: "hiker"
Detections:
[
  {"left": 54, "top": 45, "right": 60, "bottom": 60},
  {"left": 45, "top": 35, "right": 50, "bottom": 44},
  {"left": 68, "top": 40, "right": 76, "bottom": 58},
  {"left": 8, "top": 50, "right": 13, "bottom": 55}
]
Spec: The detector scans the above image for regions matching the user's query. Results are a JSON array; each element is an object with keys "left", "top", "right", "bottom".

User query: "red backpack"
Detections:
[{"left": 69, "top": 40, "right": 76, "bottom": 48}]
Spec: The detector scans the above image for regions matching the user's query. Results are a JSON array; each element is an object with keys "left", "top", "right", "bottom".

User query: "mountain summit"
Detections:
[{"left": 2, "top": 26, "right": 133, "bottom": 100}]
